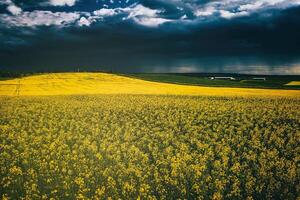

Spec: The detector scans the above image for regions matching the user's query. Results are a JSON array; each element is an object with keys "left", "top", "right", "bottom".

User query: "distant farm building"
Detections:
[
  {"left": 252, "top": 77, "right": 266, "bottom": 81},
  {"left": 209, "top": 77, "right": 236, "bottom": 80}
]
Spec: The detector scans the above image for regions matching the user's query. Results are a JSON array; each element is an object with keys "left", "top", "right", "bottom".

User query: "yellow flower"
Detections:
[{"left": 9, "top": 166, "right": 22, "bottom": 175}]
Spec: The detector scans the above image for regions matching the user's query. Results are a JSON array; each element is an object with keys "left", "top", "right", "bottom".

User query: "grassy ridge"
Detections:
[{"left": 125, "top": 73, "right": 300, "bottom": 90}]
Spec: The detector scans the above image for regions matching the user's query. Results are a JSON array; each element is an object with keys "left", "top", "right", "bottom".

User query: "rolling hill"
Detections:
[{"left": 0, "top": 73, "right": 300, "bottom": 97}]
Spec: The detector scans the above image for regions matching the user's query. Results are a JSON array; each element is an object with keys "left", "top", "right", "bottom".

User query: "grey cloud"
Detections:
[
  {"left": 0, "top": 10, "right": 81, "bottom": 27},
  {"left": 48, "top": 0, "right": 78, "bottom": 7},
  {"left": 0, "top": 0, "right": 300, "bottom": 74},
  {"left": 1, "top": 0, "right": 300, "bottom": 28}
]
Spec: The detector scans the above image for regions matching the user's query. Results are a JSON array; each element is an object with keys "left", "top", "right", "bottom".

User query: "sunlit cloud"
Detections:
[
  {"left": 0, "top": 0, "right": 300, "bottom": 28},
  {"left": 49, "top": 0, "right": 78, "bottom": 7},
  {"left": 0, "top": 11, "right": 81, "bottom": 27}
]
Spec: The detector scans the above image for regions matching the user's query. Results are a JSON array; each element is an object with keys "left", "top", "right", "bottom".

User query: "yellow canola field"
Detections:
[
  {"left": 286, "top": 81, "right": 300, "bottom": 86},
  {"left": 1, "top": 95, "right": 299, "bottom": 199},
  {"left": 0, "top": 73, "right": 299, "bottom": 97}
]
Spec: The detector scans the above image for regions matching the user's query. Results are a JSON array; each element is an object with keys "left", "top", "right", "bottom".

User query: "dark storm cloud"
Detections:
[{"left": 0, "top": 0, "right": 300, "bottom": 74}]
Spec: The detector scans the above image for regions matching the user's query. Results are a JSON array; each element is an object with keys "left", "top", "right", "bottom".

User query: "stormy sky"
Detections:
[{"left": 0, "top": 0, "right": 300, "bottom": 74}]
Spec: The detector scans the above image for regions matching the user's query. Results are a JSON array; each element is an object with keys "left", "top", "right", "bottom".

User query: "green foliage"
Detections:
[{"left": 0, "top": 95, "right": 299, "bottom": 199}]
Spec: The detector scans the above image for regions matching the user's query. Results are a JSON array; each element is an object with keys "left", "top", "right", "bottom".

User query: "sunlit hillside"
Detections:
[
  {"left": 0, "top": 73, "right": 299, "bottom": 97},
  {"left": 286, "top": 81, "right": 300, "bottom": 86}
]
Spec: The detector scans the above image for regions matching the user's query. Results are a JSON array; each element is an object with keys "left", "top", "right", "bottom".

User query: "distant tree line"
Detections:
[
  {"left": 0, "top": 69, "right": 116, "bottom": 78},
  {"left": 0, "top": 71, "right": 32, "bottom": 78}
]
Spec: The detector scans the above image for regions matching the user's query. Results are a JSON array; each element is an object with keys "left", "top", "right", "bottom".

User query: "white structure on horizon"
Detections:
[
  {"left": 209, "top": 77, "right": 236, "bottom": 80},
  {"left": 252, "top": 77, "right": 266, "bottom": 81}
]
